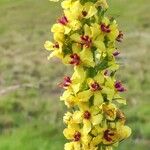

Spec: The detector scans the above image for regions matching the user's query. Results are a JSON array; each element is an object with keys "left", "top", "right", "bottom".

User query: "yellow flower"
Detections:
[
  {"left": 59, "top": 66, "right": 86, "bottom": 93},
  {"left": 102, "top": 128, "right": 118, "bottom": 145},
  {"left": 102, "top": 103, "right": 117, "bottom": 121},
  {"left": 44, "top": 41, "right": 63, "bottom": 59},
  {"left": 62, "top": 0, "right": 82, "bottom": 18},
  {"left": 60, "top": 90, "right": 79, "bottom": 107},
  {"left": 63, "top": 112, "right": 73, "bottom": 124},
  {"left": 63, "top": 123, "right": 92, "bottom": 149},
  {"left": 72, "top": 103, "right": 103, "bottom": 134},
  {"left": 81, "top": 2, "right": 97, "bottom": 19},
  {"left": 95, "top": 0, "right": 109, "bottom": 9},
  {"left": 51, "top": 21, "right": 71, "bottom": 35},
  {"left": 71, "top": 24, "right": 106, "bottom": 52},
  {"left": 77, "top": 72, "right": 104, "bottom": 105},
  {"left": 63, "top": 124, "right": 81, "bottom": 140},
  {"left": 63, "top": 43, "right": 95, "bottom": 67},
  {"left": 100, "top": 17, "right": 119, "bottom": 41},
  {"left": 102, "top": 77, "right": 127, "bottom": 104},
  {"left": 102, "top": 125, "right": 131, "bottom": 145},
  {"left": 62, "top": 1, "right": 97, "bottom": 21},
  {"left": 51, "top": 15, "right": 81, "bottom": 39}
]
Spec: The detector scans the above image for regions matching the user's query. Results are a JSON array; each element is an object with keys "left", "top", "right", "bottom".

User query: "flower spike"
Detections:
[{"left": 45, "top": 0, "right": 131, "bottom": 149}]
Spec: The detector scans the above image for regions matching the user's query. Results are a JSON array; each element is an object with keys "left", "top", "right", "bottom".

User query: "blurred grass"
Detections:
[{"left": 0, "top": 0, "right": 150, "bottom": 149}]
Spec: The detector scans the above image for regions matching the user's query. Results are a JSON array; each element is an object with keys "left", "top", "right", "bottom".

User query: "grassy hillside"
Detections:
[{"left": 0, "top": 0, "right": 150, "bottom": 149}]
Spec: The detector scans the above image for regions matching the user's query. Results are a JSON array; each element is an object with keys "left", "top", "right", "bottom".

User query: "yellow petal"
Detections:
[
  {"left": 70, "top": 1, "right": 82, "bottom": 19},
  {"left": 70, "top": 20, "right": 81, "bottom": 30},
  {"left": 64, "top": 142, "right": 74, "bottom": 150},
  {"left": 96, "top": 0, "right": 109, "bottom": 9},
  {"left": 60, "top": 89, "right": 71, "bottom": 101},
  {"left": 72, "top": 111, "right": 82, "bottom": 123},
  {"left": 91, "top": 23, "right": 101, "bottom": 39},
  {"left": 47, "top": 51, "right": 63, "bottom": 60},
  {"left": 44, "top": 41, "right": 54, "bottom": 51},
  {"left": 62, "top": 55, "right": 71, "bottom": 64},
  {"left": 91, "top": 134, "right": 103, "bottom": 146},
  {"left": 90, "top": 106, "right": 100, "bottom": 115},
  {"left": 82, "top": 134, "right": 92, "bottom": 146},
  {"left": 94, "top": 39, "right": 105, "bottom": 52},
  {"left": 74, "top": 142, "right": 81, "bottom": 150},
  {"left": 108, "top": 62, "right": 119, "bottom": 71},
  {"left": 63, "top": 112, "right": 72, "bottom": 124},
  {"left": 63, "top": 128, "right": 74, "bottom": 139},
  {"left": 78, "top": 103, "right": 89, "bottom": 111},
  {"left": 118, "top": 126, "right": 132, "bottom": 139},
  {"left": 64, "top": 26, "right": 71, "bottom": 34},
  {"left": 80, "top": 48, "right": 95, "bottom": 67},
  {"left": 114, "top": 94, "right": 126, "bottom": 105},
  {"left": 87, "top": 78, "right": 94, "bottom": 86},
  {"left": 91, "top": 114, "right": 103, "bottom": 125},
  {"left": 84, "top": 24, "right": 92, "bottom": 36},
  {"left": 71, "top": 83, "right": 81, "bottom": 94},
  {"left": 72, "top": 43, "right": 81, "bottom": 54},
  {"left": 108, "top": 21, "right": 119, "bottom": 41},
  {"left": 102, "top": 87, "right": 115, "bottom": 101},
  {"left": 94, "top": 92, "right": 103, "bottom": 105},
  {"left": 71, "top": 67, "right": 86, "bottom": 94},
  {"left": 53, "top": 32, "right": 64, "bottom": 43},
  {"left": 84, "top": 2, "right": 97, "bottom": 18},
  {"left": 102, "top": 103, "right": 117, "bottom": 121},
  {"left": 94, "top": 72, "right": 104, "bottom": 84},
  {"left": 102, "top": 17, "right": 110, "bottom": 26},
  {"left": 70, "top": 33, "right": 81, "bottom": 42},
  {"left": 51, "top": 23, "right": 64, "bottom": 33},
  {"left": 83, "top": 120, "right": 92, "bottom": 134},
  {"left": 61, "top": 0, "right": 72, "bottom": 9},
  {"left": 77, "top": 90, "right": 92, "bottom": 102},
  {"left": 105, "top": 77, "right": 114, "bottom": 88},
  {"left": 74, "top": 66, "right": 86, "bottom": 80},
  {"left": 64, "top": 95, "right": 79, "bottom": 108}
]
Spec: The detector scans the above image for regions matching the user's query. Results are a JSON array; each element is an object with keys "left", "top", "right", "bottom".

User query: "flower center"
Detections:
[
  {"left": 83, "top": 111, "right": 91, "bottom": 120},
  {"left": 101, "top": 23, "right": 111, "bottom": 33},
  {"left": 114, "top": 81, "right": 126, "bottom": 92},
  {"left": 82, "top": 11, "right": 88, "bottom": 17},
  {"left": 116, "top": 109, "right": 126, "bottom": 121},
  {"left": 59, "top": 76, "right": 72, "bottom": 88},
  {"left": 58, "top": 16, "right": 68, "bottom": 25},
  {"left": 104, "top": 70, "right": 109, "bottom": 76},
  {"left": 90, "top": 82, "right": 102, "bottom": 91},
  {"left": 70, "top": 53, "right": 80, "bottom": 66},
  {"left": 104, "top": 129, "right": 115, "bottom": 142},
  {"left": 53, "top": 42, "right": 59, "bottom": 49},
  {"left": 116, "top": 31, "right": 123, "bottom": 42},
  {"left": 113, "top": 51, "right": 120, "bottom": 57},
  {"left": 80, "top": 35, "right": 92, "bottom": 48},
  {"left": 74, "top": 131, "right": 81, "bottom": 142}
]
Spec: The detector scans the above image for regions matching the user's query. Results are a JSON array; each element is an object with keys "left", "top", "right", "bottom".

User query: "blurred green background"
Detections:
[{"left": 0, "top": 0, "right": 150, "bottom": 149}]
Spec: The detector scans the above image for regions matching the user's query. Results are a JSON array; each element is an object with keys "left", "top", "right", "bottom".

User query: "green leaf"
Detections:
[
  {"left": 95, "top": 57, "right": 109, "bottom": 71},
  {"left": 86, "top": 67, "right": 97, "bottom": 78}
]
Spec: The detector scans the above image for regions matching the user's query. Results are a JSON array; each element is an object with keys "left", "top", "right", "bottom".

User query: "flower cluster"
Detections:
[{"left": 45, "top": 0, "right": 131, "bottom": 149}]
